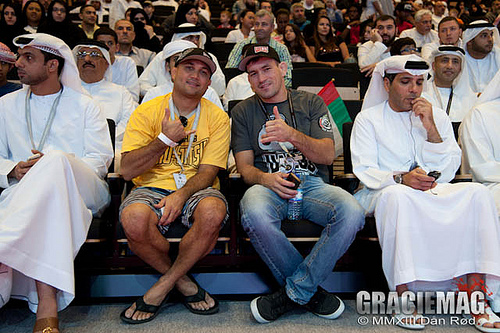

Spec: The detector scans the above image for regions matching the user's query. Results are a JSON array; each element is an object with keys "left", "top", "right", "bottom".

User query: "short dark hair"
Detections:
[
  {"left": 384, "top": 72, "right": 398, "bottom": 83},
  {"left": 390, "top": 37, "right": 416, "bottom": 55},
  {"left": 438, "top": 16, "right": 460, "bottom": 30},
  {"left": 94, "top": 27, "right": 118, "bottom": 44},
  {"left": 80, "top": 4, "right": 95, "bottom": 14},
  {"left": 375, "top": 15, "right": 396, "bottom": 26},
  {"left": 41, "top": 51, "right": 65, "bottom": 76},
  {"left": 239, "top": 9, "right": 254, "bottom": 22}
]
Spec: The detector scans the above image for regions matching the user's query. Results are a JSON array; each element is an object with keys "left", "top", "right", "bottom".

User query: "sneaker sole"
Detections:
[
  {"left": 314, "top": 296, "right": 345, "bottom": 320},
  {"left": 250, "top": 297, "right": 271, "bottom": 324}
]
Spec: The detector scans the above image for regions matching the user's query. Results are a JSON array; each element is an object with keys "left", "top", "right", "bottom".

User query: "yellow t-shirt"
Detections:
[{"left": 122, "top": 93, "right": 230, "bottom": 191}]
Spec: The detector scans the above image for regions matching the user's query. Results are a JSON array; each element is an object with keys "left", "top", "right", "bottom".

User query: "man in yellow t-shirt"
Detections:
[{"left": 118, "top": 48, "right": 230, "bottom": 324}]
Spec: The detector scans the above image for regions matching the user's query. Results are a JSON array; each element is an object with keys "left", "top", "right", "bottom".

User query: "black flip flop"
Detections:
[
  {"left": 120, "top": 294, "right": 169, "bottom": 324},
  {"left": 182, "top": 277, "right": 219, "bottom": 315}
]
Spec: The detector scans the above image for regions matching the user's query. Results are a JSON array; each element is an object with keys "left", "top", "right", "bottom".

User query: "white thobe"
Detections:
[
  {"left": 139, "top": 50, "right": 226, "bottom": 97},
  {"left": 109, "top": 0, "right": 141, "bottom": 29},
  {"left": 351, "top": 100, "right": 500, "bottom": 292},
  {"left": 0, "top": 86, "right": 113, "bottom": 312},
  {"left": 357, "top": 40, "right": 392, "bottom": 67},
  {"left": 152, "top": 0, "right": 178, "bottom": 9},
  {"left": 82, "top": 79, "right": 138, "bottom": 171},
  {"left": 460, "top": 100, "right": 500, "bottom": 214},
  {"left": 400, "top": 28, "right": 439, "bottom": 48},
  {"left": 222, "top": 72, "right": 254, "bottom": 112},
  {"left": 422, "top": 81, "right": 477, "bottom": 122},
  {"left": 432, "top": 14, "right": 444, "bottom": 31},
  {"left": 225, "top": 29, "right": 255, "bottom": 44},
  {"left": 110, "top": 55, "right": 140, "bottom": 102},
  {"left": 142, "top": 81, "right": 223, "bottom": 110},
  {"left": 465, "top": 49, "right": 500, "bottom": 93}
]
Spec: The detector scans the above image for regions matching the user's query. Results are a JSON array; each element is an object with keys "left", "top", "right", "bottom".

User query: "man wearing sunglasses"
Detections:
[
  {"left": 119, "top": 47, "right": 230, "bottom": 324},
  {"left": 74, "top": 39, "right": 137, "bottom": 171}
]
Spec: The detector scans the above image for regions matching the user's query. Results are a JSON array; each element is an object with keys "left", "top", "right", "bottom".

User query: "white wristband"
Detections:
[{"left": 158, "top": 132, "right": 178, "bottom": 147}]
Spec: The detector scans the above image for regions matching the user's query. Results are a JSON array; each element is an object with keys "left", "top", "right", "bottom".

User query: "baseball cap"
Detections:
[
  {"left": 174, "top": 47, "right": 216, "bottom": 75},
  {"left": 238, "top": 44, "right": 281, "bottom": 71}
]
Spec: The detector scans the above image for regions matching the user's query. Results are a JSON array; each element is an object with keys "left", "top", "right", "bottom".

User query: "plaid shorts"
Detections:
[{"left": 119, "top": 186, "right": 229, "bottom": 235}]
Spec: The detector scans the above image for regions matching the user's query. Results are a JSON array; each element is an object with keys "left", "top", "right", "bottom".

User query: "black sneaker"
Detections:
[
  {"left": 303, "top": 287, "right": 345, "bottom": 319},
  {"left": 250, "top": 287, "right": 297, "bottom": 323}
]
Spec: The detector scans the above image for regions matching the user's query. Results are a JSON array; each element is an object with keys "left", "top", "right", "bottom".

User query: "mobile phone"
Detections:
[
  {"left": 27, "top": 153, "right": 41, "bottom": 161},
  {"left": 286, "top": 173, "right": 301, "bottom": 190},
  {"left": 427, "top": 171, "right": 441, "bottom": 180}
]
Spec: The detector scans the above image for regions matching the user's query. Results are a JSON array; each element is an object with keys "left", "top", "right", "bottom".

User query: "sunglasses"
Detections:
[{"left": 76, "top": 50, "right": 104, "bottom": 59}]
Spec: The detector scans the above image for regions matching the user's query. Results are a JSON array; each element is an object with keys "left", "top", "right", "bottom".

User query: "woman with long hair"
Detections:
[
  {"left": 38, "top": 0, "right": 86, "bottom": 49},
  {"left": 0, "top": 3, "right": 25, "bottom": 52},
  {"left": 22, "top": 0, "right": 45, "bottom": 33},
  {"left": 284, "top": 23, "right": 316, "bottom": 62},
  {"left": 308, "top": 15, "right": 349, "bottom": 66},
  {"left": 129, "top": 8, "right": 162, "bottom": 52}
]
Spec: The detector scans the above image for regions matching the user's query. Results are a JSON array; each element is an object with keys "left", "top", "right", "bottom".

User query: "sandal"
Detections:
[
  {"left": 473, "top": 306, "right": 500, "bottom": 333},
  {"left": 181, "top": 276, "right": 219, "bottom": 315},
  {"left": 33, "top": 317, "right": 59, "bottom": 333},
  {"left": 394, "top": 312, "right": 425, "bottom": 330},
  {"left": 120, "top": 294, "right": 169, "bottom": 324}
]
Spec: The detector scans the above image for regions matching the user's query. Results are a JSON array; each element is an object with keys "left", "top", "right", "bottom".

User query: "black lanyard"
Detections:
[
  {"left": 445, "top": 87, "right": 453, "bottom": 115},
  {"left": 256, "top": 90, "right": 298, "bottom": 129}
]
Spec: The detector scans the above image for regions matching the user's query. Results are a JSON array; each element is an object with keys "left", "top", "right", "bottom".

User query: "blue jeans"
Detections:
[{"left": 240, "top": 175, "right": 365, "bottom": 304}]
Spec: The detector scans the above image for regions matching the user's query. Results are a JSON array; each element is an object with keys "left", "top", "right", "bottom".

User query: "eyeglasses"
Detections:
[
  {"left": 401, "top": 47, "right": 418, "bottom": 53},
  {"left": 76, "top": 50, "right": 104, "bottom": 59}
]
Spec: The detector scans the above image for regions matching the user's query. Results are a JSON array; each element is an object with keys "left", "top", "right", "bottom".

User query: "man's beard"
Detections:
[{"left": 383, "top": 35, "right": 396, "bottom": 47}]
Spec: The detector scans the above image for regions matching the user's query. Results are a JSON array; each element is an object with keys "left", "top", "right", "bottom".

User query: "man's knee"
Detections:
[
  {"left": 120, "top": 203, "right": 158, "bottom": 242},
  {"left": 193, "top": 197, "right": 226, "bottom": 232},
  {"left": 240, "top": 185, "right": 283, "bottom": 228}
]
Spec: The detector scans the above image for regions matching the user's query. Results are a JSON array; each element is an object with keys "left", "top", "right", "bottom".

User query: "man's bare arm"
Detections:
[
  {"left": 120, "top": 139, "right": 168, "bottom": 181},
  {"left": 235, "top": 150, "right": 298, "bottom": 199}
]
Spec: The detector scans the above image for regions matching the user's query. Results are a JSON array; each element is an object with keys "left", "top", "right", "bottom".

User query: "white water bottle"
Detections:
[{"left": 287, "top": 187, "right": 303, "bottom": 220}]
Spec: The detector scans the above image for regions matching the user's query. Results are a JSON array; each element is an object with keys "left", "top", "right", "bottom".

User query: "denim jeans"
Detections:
[{"left": 240, "top": 175, "right": 365, "bottom": 304}]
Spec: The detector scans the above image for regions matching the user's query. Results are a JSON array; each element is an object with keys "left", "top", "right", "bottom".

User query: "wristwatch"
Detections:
[{"left": 394, "top": 174, "right": 404, "bottom": 184}]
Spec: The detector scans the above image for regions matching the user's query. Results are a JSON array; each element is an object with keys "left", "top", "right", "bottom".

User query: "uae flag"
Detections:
[{"left": 318, "top": 80, "right": 351, "bottom": 136}]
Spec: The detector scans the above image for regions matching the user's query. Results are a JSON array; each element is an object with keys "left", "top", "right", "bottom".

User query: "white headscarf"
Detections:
[
  {"left": 171, "top": 23, "right": 207, "bottom": 49},
  {"left": 72, "top": 43, "right": 113, "bottom": 81},
  {"left": 462, "top": 20, "right": 500, "bottom": 47},
  {"left": 14, "top": 33, "right": 83, "bottom": 93},
  {"left": 159, "top": 40, "right": 198, "bottom": 83},
  {"left": 427, "top": 46, "right": 473, "bottom": 97},
  {"left": 362, "top": 54, "right": 431, "bottom": 110}
]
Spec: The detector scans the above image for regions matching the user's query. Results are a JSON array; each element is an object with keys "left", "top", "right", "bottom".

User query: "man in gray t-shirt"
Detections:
[{"left": 231, "top": 44, "right": 365, "bottom": 324}]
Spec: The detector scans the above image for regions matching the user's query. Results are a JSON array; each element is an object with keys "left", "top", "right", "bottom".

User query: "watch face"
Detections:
[{"left": 395, "top": 174, "right": 403, "bottom": 184}]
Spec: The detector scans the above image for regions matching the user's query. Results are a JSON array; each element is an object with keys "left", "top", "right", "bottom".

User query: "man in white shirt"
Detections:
[
  {"left": 400, "top": 9, "right": 439, "bottom": 48},
  {"left": 422, "top": 46, "right": 476, "bottom": 122},
  {"left": 79, "top": 4, "right": 100, "bottom": 39},
  {"left": 109, "top": 0, "right": 141, "bottom": 29},
  {"left": 431, "top": 0, "right": 447, "bottom": 30},
  {"left": 94, "top": 27, "right": 140, "bottom": 101},
  {"left": 358, "top": 15, "right": 397, "bottom": 76},
  {"left": 351, "top": 54, "right": 500, "bottom": 331},
  {"left": 74, "top": 40, "right": 137, "bottom": 171},
  {"left": 139, "top": 24, "right": 226, "bottom": 97},
  {"left": 115, "top": 19, "right": 155, "bottom": 69},
  {"left": 225, "top": 9, "right": 256, "bottom": 43},
  {"left": 462, "top": 20, "right": 500, "bottom": 94},
  {"left": 460, "top": 70, "right": 500, "bottom": 217},
  {"left": 421, "top": 16, "right": 463, "bottom": 61},
  {"left": 0, "top": 33, "right": 113, "bottom": 333}
]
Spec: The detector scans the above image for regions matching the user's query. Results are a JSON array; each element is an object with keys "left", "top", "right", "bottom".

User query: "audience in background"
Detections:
[
  {"left": 218, "top": 10, "right": 233, "bottom": 29},
  {"left": 79, "top": 4, "right": 100, "bottom": 39},
  {"left": 129, "top": 8, "right": 162, "bottom": 52},
  {"left": 38, "top": 0, "right": 86, "bottom": 49},
  {"left": 115, "top": 19, "right": 156, "bottom": 68},
  {"left": 225, "top": 9, "right": 255, "bottom": 43},
  {"left": 0, "top": 42, "right": 21, "bottom": 97},
  {"left": 290, "top": 3, "right": 310, "bottom": 31},
  {"left": 0, "top": 3, "right": 24, "bottom": 52},
  {"left": 22, "top": 0, "right": 45, "bottom": 33},
  {"left": 284, "top": 23, "right": 315, "bottom": 62},
  {"left": 308, "top": 15, "right": 348, "bottom": 66}
]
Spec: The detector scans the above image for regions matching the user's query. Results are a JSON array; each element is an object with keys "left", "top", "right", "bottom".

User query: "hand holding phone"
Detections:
[
  {"left": 286, "top": 173, "right": 301, "bottom": 190},
  {"left": 427, "top": 170, "right": 441, "bottom": 181}
]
